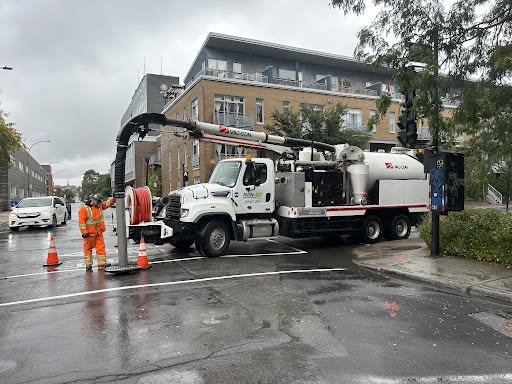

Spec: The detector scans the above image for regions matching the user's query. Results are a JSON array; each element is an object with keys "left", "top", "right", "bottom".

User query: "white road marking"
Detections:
[
  {"left": 0, "top": 245, "right": 308, "bottom": 280},
  {"left": 0, "top": 268, "right": 345, "bottom": 308}
]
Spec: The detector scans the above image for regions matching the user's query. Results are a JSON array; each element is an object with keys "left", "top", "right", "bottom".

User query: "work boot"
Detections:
[
  {"left": 97, "top": 263, "right": 111, "bottom": 270},
  {"left": 85, "top": 265, "right": 93, "bottom": 272}
]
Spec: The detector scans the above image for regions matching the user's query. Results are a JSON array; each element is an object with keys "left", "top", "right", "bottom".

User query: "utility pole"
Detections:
[{"left": 430, "top": 26, "right": 441, "bottom": 257}]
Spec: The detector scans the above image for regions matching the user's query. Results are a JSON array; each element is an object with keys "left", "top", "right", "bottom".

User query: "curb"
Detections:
[{"left": 352, "top": 239, "right": 512, "bottom": 305}]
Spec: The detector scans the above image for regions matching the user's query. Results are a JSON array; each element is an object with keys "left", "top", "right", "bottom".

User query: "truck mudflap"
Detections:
[{"left": 128, "top": 221, "right": 173, "bottom": 241}]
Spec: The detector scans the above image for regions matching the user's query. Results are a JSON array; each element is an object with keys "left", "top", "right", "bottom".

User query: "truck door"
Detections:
[{"left": 232, "top": 160, "right": 274, "bottom": 214}]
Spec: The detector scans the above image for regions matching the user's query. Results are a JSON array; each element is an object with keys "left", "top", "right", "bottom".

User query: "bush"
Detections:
[{"left": 418, "top": 208, "right": 512, "bottom": 266}]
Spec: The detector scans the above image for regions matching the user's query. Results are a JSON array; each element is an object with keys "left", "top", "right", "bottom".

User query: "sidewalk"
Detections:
[{"left": 352, "top": 236, "right": 512, "bottom": 304}]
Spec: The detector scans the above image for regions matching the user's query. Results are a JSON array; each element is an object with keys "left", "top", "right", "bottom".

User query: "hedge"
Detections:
[{"left": 418, "top": 208, "right": 512, "bottom": 266}]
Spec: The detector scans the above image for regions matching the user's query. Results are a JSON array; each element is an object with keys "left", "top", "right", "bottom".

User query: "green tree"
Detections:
[
  {"left": 330, "top": 0, "right": 512, "bottom": 202},
  {"left": 80, "top": 169, "right": 100, "bottom": 199},
  {"left": 80, "top": 170, "right": 112, "bottom": 199},
  {"left": 265, "top": 103, "right": 370, "bottom": 149},
  {"left": 0, "top": 110, "right": 24, "bottom": 166},
  {"left": 97, "top": 173, "right": 112, "bottom": 197},
  {"left": 330, "top": 0, "right": 512, "bottom": 146},
  {"left": 64, "top": 189, "right": 75, "bottom": 202},
  {"left": 148, "top": 168, "right": 162, "bottom": 197}
]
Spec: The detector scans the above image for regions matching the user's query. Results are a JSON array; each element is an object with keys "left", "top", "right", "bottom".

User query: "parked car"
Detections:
[
  {"left": 58, "top": 196, "right": 72, "bottom": 219},
  {"left": 8, "top": 196, "right": 68, "bottom": 231}
]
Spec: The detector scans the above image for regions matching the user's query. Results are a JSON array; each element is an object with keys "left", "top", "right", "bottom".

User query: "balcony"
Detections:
[
  {"left": 213, "top": 112, "right": 254, "bottom": 130},
  {"left": 344, "top": 123, "right": 372, "bottom": 134},
  {"left": 186, "top": 69, "right": 269, "bottom": 88}
]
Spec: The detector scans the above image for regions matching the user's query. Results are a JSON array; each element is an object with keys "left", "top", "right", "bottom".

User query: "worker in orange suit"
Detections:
[{"left": 78, "top": 193, "right": 116, "bottom": 271}]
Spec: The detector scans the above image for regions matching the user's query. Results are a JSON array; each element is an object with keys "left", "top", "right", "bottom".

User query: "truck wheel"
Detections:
[
  {"left": 200, "top": 220, "right": 231, "bottom": 258},
  {"left": 170, "top": 237, "right": 194, "bottom": 250},
  {"left": 386, "top": 214, "right": 411, "bottom": 240},
  {"left": 360, "top": 215, "right": 383, "bottom": 244}
]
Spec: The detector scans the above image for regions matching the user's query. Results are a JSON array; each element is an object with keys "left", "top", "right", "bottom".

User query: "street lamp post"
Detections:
[{"left": 26, "top": 140, "right": 51, "bottom": 197}]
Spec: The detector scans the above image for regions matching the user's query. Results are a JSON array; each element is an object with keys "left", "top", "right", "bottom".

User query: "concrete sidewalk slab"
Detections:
[{"left": 353, "top": 237, "right": 512, "bottom": 304}]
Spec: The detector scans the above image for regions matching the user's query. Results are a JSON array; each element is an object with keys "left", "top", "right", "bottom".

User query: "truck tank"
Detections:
[{"left": 363, "top": 152, "right": 426, "bottom": 191}]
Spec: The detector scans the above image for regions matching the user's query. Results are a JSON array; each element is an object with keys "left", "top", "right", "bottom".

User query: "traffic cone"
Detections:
[
  {"left": 43, "top": 235, "right": 62, "bottom": 267},
  {"left": 136, "top": 236, "right": 151, "bottom": 270}
]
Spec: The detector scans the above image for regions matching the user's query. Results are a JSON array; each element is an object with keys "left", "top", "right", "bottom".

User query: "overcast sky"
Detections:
[{"left": 0, "top": 0, "right": 371, "bottom": 187}]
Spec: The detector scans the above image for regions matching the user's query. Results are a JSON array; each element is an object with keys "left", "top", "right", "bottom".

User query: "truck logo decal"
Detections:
[
  {"left": 385, "top": 162, "right": 408, "bottom": 170},
  {"left": 234, "top": 192, "right": 239, "bottom": 198},
  {"left": 218, "top": 125, "right": 252, "bottom": 138}
]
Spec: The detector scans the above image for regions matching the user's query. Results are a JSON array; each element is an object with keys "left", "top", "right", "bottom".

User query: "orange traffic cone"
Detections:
[
  {"left": 136, "top": 236, "right": 151, "bottom": 270},
  {"left": 43, "top": 235, "right": 62, "bottom": 267}
]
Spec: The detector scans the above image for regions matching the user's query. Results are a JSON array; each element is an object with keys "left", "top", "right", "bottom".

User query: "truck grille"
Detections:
[{"left": 165, "top": 193, "right": 181, "bottom": 219}]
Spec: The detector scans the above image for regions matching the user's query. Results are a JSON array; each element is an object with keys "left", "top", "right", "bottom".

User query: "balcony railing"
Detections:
[
  {"left": 187, "top": 68, "right": 465, "bottom": 107},
  {"left": 344, "top": 123, "right": 371, "bottom": 134},
  {"left": 186, "top": 69, "right": 269, "bottom": 88},
  {"left": 213, "top": 112, "right": 254, "bottom": 130}
]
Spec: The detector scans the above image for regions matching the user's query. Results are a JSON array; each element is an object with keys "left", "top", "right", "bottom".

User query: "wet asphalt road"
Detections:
[{"left": 0, "top": 204, "right": 511, "bottom": 383}]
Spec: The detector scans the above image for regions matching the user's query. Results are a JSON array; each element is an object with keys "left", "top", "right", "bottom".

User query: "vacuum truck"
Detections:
[{"left": 123, "top": 115, "right": 430, "bottom": 258}]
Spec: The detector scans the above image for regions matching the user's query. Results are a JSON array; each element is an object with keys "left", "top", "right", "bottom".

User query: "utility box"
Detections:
[{"left": 424, "top": 150, "right": 464, "bottom": 213}]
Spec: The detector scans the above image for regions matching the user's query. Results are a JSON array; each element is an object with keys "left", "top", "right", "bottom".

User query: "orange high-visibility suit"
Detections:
[{"left": 78, "top": 198, "right": 115, "bottom": 268}]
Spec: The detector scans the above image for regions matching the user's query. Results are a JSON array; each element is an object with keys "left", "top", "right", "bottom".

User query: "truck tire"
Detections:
[
  {"left": 169, "top": 237, "right": 194, "bottom": 250},
  {"left": 199, "top": 220, "right": 231, "bottom": 258},
  {"left": 386, "top": 214, "right": 411, "bottom": 240},
  {"left": 360, "top": 215, "right": 383, "bottom": 244}
]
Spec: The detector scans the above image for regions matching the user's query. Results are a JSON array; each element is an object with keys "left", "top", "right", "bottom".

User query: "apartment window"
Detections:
[
  {"left": 389, "top": 112, "right": 396, "bottom": 133},
  {"left": 282, "top": 101, "right": 290, "bottom": 114},
  {"left": 194, "top": 176, "right": 201, "bottom": 185},
  {"left": 214, "top": 95, "right": 245, "bottom": 125},
  {"left": 191, "top": 98, "right": 199, "bottom": 120},
  {"left": 177, "top": 146, "right": 180, "bottom": 169},
  {"left": 256, "top": 99, "right": 264, "bottom": 124},
  {"left": 208, "top": 59, "right": 227, "bottom": 71},
  {"left": 168, "top": 151, "right": 172, "bottom": 170},
  {"left": 369, "top": 110, "right": 377, "bottom": 133},
  {"left": 233, "top": 62, "right": 242, "bottom": 73},
  {"left": 208, "top": 59, "right": 227, "bottom": 77},
  {"left": 344, "top": 108, "right": 363, "bottom": 130},
  {"left": 184, "top": 144, "right": 188, "bottom": 169},
  {"left": 192, "top": 139, "right": 200, "bottom": 169}
]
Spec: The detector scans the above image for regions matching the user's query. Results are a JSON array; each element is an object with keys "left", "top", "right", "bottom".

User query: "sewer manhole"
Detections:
[{"left": 391, "top": 245, "right": 422, "bottom": 251}]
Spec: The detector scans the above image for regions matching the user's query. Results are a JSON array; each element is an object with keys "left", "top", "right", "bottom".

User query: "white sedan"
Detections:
[{"left": 8, "top": 196, "right": 68, "bottom": 231}]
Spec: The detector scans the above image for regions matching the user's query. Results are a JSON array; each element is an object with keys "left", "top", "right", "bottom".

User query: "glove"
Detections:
[{"left": 82, "top": 233, "right": 90, "bottom": 239}]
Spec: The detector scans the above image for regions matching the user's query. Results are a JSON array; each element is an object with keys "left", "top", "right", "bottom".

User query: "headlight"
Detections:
[{"left": 180, "top": 208, "right": 189, "bottom": 218}]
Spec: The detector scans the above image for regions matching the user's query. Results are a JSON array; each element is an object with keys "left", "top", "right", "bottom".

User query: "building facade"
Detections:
[
  {"left": 0, "top": 148, "right": 49, "bottom": 210},
  {"left": 116, "top": 73, "right": 180, "bottom": 192},
  {"left": 160, "top": 33, "right": 434, "bottom": 195}
]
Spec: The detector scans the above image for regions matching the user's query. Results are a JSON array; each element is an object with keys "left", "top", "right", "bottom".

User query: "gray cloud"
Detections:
[{"left": 0, "top": 0, "right": 369, "bottom": 186}]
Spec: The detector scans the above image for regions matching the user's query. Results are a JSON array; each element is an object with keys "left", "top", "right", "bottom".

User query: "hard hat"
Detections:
[{"left": 91, "top": 193, "right": 103, "bottom": 202}]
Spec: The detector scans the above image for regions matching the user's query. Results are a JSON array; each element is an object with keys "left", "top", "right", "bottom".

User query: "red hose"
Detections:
[{"left": 126, "top": 186, "right": 152, "bottom": 224}]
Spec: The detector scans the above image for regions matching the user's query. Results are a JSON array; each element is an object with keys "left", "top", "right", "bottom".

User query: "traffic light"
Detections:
[{"left": 397, "top": 91, "right": 418, "bottom": 148}]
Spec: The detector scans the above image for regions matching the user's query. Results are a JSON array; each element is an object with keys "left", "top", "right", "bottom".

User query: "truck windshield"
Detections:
[{"left": 209, "top": 161, "right": 242, "bottom": 188}]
